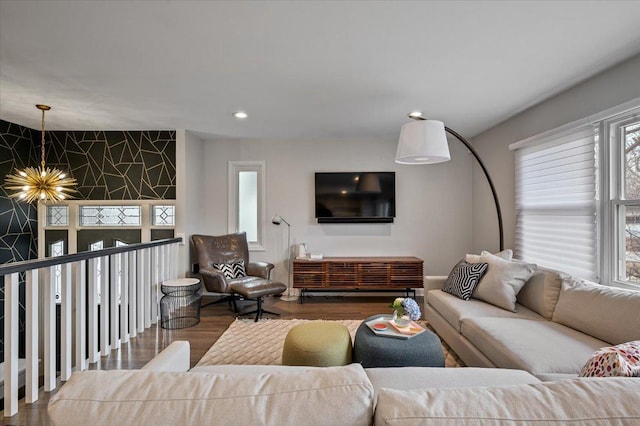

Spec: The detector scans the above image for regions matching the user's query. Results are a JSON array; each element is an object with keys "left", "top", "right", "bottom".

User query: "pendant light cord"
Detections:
[{"left": 41, "top": 108, "right": 46, "bottom": 169}]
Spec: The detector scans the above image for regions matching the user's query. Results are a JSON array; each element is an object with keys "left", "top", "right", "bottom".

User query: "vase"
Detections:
[{"left": 392, "top": 310, "right": 411, "bottom": 327}]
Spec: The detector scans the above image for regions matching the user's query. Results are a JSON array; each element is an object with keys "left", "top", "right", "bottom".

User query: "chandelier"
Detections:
[{"left": 5, "top": 104, "right": 77, "bottom": 202}]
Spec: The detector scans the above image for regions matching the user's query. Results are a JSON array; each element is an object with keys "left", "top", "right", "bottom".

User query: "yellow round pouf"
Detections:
[{"left": 282, "top": 322, "right": 353, "bottom": 367}]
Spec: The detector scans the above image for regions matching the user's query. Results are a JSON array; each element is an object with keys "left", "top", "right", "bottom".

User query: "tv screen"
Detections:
[{"left": 315, "top": 172, "right": 396, "bottom": 223}]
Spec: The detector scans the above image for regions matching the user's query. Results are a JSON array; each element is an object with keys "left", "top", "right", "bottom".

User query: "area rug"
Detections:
[{"left": 196, "top": 319, "right": 462, "bottom": 368}]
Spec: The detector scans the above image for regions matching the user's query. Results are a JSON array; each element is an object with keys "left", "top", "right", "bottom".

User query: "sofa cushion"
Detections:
[
  {"left": 471, "top": 251, "right": 536, "bottom": 312},
  {"left": 580, "top": 340, "right": 640, "bottom": 377},
  {"left": 48, "top": 364, "right": 374, "bottom": 426},
  {"left": 365, "top": 367, "right": 539, "bottom": 394},
  {"left": 462, "top": 317, "right": 609, "bottom": 376},
  {"left": 552, "top": 279, "right": 640, "bottom": 345},
  {"left": 373, "top": 378, "right": 640, "bottom": 425},
  {"left": 427, "top": 289, "right": 542, "bottom": 333},
  {"left": 441, "top": 260, "right": 488, "bottom": 300},
  {"left": 516, "top": 266, "right": 565, "bottom": 320}
]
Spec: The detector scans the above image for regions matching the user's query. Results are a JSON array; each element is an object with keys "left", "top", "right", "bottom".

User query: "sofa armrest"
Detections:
[
  {"left": 141, "top": 341, "right": 190, "bottom": 372},
  {"left": 424, "top": 276, "right": 448, "bottom": 291}
]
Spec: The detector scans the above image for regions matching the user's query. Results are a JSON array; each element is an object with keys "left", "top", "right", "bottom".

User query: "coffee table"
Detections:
[
  {"left": 353, "top": 314, "right": 445, "bottom": 368},
  {"left": 160, "top": 278, "right": 202, "bottom": 329}
]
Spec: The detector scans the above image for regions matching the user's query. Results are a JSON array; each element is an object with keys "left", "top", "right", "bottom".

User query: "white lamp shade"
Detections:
[{"left": 395, "top": 120, "right": 451, "bottom": 164}]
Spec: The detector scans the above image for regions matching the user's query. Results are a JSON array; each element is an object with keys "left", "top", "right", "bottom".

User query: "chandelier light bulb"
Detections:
[
  {"left": 40, "top": 170, "right": 46, "bottom": 177},
  {"left": 40, "top": 191, "right": 45, "bottom": 199},
  {"left": 60, "top": 173, "right": 66, "bottom": 178},
  {"left": 19, "top": 171, "right": 27, "bottom": 177},
  {"left": 19, "top": 193, "right": 26, "bottom": 199}
]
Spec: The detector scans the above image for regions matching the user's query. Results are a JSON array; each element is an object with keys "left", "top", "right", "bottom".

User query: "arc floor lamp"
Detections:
[{"left": 395, "top": 113, "right": 504, "bottom": 251}]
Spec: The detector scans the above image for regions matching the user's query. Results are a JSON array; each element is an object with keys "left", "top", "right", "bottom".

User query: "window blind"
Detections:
[{"left": 514, "top": 126, "right": 597, "bottom": 281}]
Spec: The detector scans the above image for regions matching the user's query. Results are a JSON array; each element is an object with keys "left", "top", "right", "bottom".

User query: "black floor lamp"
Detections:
[
  {"left": 272, "top": 214, "right": 298, "bottom": 301},
  {"left": 395, "top": 113, "right": 504, "bottom": 251}
]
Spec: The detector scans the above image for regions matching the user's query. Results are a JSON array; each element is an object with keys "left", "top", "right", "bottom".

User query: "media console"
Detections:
[{"left": 292, "top": 256, "right": 423, "bottom": 303}]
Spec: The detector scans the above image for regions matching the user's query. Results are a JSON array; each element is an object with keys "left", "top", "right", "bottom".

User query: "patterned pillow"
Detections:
[
  {"left": 442, "top": 260, "right": 489, "bottom": 300},
  {"left": 213, "top": 260, "right": 246, "bottom": 279},
  {"left": 579, "top": 341, "right": 640, "bottom": 377}
]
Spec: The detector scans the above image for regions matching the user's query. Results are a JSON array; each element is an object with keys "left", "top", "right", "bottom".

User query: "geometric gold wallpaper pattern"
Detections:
[
  {"left": 45, "top": 130, "right": 176, "bottom": 200},
  {"left": 1, "top": 120, "right": 38, "bottom": 362},
  {"left": 0, "top": 120, "right": 38, "bottom": 264}
]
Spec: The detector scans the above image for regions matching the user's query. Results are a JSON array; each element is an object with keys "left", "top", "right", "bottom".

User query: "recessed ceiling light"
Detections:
[
  {"left": 233, "top": 111, "right": 248, "bottom": 119},
  {"left": 408, "top": 111, "right": 423, "bottom": 119}
]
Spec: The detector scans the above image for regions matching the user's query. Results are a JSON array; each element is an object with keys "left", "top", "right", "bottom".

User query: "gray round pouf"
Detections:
[{"left": 353, "top": 315, "right": 445, "bottom": 368}]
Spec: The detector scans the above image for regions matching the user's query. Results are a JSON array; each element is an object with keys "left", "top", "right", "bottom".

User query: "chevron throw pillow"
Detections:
[
  {"left": 213, "top": 260, "right": 247, "bottom": 279},
  {"left": 442, "top": 260, "right": 489, "bottom": 300}
]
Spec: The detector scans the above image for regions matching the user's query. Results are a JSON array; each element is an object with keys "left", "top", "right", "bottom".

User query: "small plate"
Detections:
[{"left": 373, "top": 323, "right": 388, "bottom": 331}]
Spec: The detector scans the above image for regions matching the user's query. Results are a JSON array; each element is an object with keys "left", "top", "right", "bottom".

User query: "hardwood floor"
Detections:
[{"left": 2, "top": 294, "right": 413, "bottom": 426}]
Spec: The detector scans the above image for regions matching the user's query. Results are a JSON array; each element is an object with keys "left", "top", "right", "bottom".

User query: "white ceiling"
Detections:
[{"left": 2, "top": 1, "right": 640, "bottom": 141}]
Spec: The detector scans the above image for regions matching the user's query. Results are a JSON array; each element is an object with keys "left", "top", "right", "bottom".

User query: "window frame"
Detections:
[
  {"left": 78, "top": 205, "right": 142, "bottom": 227},
  {"left": 228, "top": 160, "right": 266, "bottom": 251},
  {"left": 40, "top": 199, "right": 176, "bottom": 257},
  {"left": 605, "top": 109, "right": 640, "bottom": 289}
]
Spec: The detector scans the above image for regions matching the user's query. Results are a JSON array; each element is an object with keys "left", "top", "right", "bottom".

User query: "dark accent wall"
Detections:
[
  {"left": 0, "top": 120, "right": 38, "bottom": 264},
  {"left": 44, "top": 130, "right": 176, "bottom": 200},
  {"left": 1, "top": 120, "right": 176, "bottom": 361},
  {"left": 1, "top": 120, "right": 39, "bottom": 363}
]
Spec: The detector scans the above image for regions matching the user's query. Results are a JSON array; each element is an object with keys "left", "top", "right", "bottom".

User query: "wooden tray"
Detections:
[{"left": 364, "top": 315, "right": 425, "bottom": 340}]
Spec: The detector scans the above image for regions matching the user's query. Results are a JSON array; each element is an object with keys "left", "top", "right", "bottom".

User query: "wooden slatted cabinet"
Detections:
[{"left": 292, "top": 256, "right": 423, "bottom": 302}]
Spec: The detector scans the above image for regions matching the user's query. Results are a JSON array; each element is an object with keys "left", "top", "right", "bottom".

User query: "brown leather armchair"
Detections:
[{"left": 191, "top": 232, "right": 286, "bottom": 320}]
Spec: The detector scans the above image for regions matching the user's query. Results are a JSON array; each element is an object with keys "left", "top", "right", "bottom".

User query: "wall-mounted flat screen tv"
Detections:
[{"left": 314, "top": 172, "right": 396, "bottom": 223}]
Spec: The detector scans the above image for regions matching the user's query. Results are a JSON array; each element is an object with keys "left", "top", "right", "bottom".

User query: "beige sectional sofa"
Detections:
[
  {"left": 48, "top": 341, "right": 640, "bottom": 425},
  {"left": 425, "top": 265, "right": 640, "bottom": 381}
]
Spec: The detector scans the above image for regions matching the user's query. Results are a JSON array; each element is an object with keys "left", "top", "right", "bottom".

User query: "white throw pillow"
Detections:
[
  {"left": 465, "top": 249, "right": 513, "bottom": 264},
  {"left": 471, "top": 251, "right": 536, "bottom": 312}
]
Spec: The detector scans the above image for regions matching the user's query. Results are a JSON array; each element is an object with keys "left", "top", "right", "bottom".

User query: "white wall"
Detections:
[
  {"left": 176, "top": 129, "right": 206, "bottom": 276},
  {"left": 198, "top": 136, "right": 474, "bottom": 284},
  {"left": 471, "top": 53, "right": 640, "bottom": 254}
]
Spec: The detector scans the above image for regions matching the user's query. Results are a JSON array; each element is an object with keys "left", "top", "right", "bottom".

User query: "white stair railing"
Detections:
[{"left": 0, "top": 237, "right": 181, "bottom": 417}]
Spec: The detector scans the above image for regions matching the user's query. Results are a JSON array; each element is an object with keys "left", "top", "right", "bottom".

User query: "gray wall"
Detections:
[
  {"left": 471, "top": 53, "right": 640, "bottom": 255},
  {"left": 196, "top": 137, "right": 474, "bottom": 284}
]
